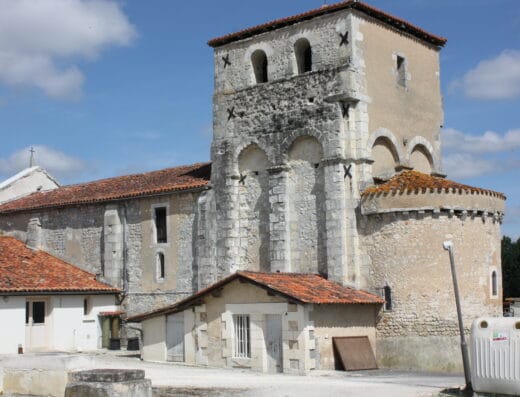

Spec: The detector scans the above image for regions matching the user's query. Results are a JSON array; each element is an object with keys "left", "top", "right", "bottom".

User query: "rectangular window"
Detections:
[
  {"left": 32, "top": 301, "right": 45, "bottom": 324},
  {"left": 25, "top": 301, "right": 29, "bottom": 324},
  {"left": 233, "top": 314, "right": 251, "bottom": 358},
  {"left": 381, "top": 286, "right": 392, "bottom": 311},
  {"left": 155, "top": 207, "right": 167, "bottom": 243},
  {"left": 396, "top": 55, "right": 406, "bottom": 87},
  {"left": 83, "top": 298, "right": 91, "bottom": 316}
]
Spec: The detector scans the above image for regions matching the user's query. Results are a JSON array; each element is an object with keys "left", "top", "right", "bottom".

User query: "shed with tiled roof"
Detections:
[{"left": 128, "top": 271, "right": 383, "bottom": 374}]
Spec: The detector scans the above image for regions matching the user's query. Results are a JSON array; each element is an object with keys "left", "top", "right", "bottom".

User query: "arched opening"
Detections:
[
  {"left": 237, "top": 145, "right": 270, "bottom": 272},
  {"left": 491, "top": 270, "right": 498, "bottom": 297},
  {"left": 288, "top": 136, "right": 325, "bottom": 275},
  {"left": 410, "top": 145, "right": 433, "bottom": 174},
  {"left": 294, "top": 38, "right": 312, "bottom": 74},
  {"left": 251, "top": 50, "right": 268, "bottom": 84},
  {"left": 371, "top": 137, "right": 399, "bottom": 179},
  {"left": 157, "top": 252, "right": 165, "bottom": 281}
]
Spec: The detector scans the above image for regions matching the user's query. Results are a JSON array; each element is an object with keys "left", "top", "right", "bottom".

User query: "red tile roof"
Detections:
[
  {"left": 0, "top": 163, "right": 211, "bottom": 214},
  {"left": 362, "top": 171, "right": 506, "bottom": 200},
  {"left": 128, "top": 271, "right": 383, "bottom": 322},
  {"left": 0, "top": 236, "right": 119, "bottom": 294},
  {"left": 208, "top": 1, "right": 447, "bottom": 48}
]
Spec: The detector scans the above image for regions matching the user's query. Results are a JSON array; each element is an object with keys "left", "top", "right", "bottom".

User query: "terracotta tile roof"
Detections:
[
  {"left": 0, "top": 236, "right": 119, "bottom": 294},
  {"left": 208, "top": 1, "right": 447, "bottom": 48},
  {"left": 362, "top": 171, "right": 506, "bottom": 199},
  {"left": 128, "top": 271, "right": 383, "bottom": 322},
  {"left": 0, "top": 162, "right": 211, "bottom": 214}
]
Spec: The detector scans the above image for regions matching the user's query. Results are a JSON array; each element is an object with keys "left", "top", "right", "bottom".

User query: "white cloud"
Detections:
[
  {"left": 443, "top": 153, "right": 499, "bottom": 179},
  {"left": 442, "top": 127, "right": 520, "bottom": 178},
  {"left": 443, "top": 128, "right": 520, "bottom": 153},
  {"left": 0, "top": 145, "right": 88, "bottom": 180},
  {"left": 0, "top": 0, "right": 136, "bottom": 100},
  {"left": 452, "top": 50, "right": 520, "bottom": 100}
]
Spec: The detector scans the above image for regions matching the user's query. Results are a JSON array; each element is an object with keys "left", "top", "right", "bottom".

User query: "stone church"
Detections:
[{"left": 0, "top": 1, "right": 505, "bottom": 372}]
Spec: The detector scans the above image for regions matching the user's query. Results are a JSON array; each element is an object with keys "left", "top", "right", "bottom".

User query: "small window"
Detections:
[
  {"left": 157, "top": 252, "right": 165, "bottom": 281},
  {"left": 396, "top": 55, "right": 406, "bottom": 87},
  {"left": 251, "top": 50, "right": 268, "bottom": 84},
  {"left": 491, "top": 271, "right": 498, "bottom": 297},
  {"left": 154, "top": 207, "right": 167, "bottom": 243},
  {"left": 381, "top": 285, "right": 392, "bottom": 311},
  {"left": 295, "top": 38, "right": 312, "bottom": 74},
  {"left": 32, "top": 301, "right": 45, "bottom": 324},
  {"left": 83, "top": 298, "right": 91, "bottom": 316},
  {"left": 233, "top": 314, "right": 251, "bottom": 358},
  {"left": 25, "top": 301, "right": 29, "bottom": 324}
]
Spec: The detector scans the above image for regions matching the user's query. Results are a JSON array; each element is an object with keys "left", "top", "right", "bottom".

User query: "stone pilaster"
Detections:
[
  {"left": 268, "top": 164, "right": 291, "bottom": 273},
  {"left": 321, "top": 158, "right": 349, "bottom": 284},
  {"left": 215, "top": 173, "right": 241, "bottom": 276}
]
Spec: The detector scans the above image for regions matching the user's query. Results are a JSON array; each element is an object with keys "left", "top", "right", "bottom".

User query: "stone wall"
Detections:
[
  {"left": 0, "top": 190, "right": 203, "bottom": 317},
  {"left": 360, "top": 209, "right": 503, "bottom": 371}
]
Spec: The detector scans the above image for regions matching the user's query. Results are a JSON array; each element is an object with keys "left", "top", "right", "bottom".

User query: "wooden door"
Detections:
[
  {"left": 265, "top": 314, "right": 283, "bottom": 373},
  {"left": 166, "top": 312, "right": 185, "bottom": 362},
  {"left": 26, "top": 300, "right": 49, "bottom": 351}
]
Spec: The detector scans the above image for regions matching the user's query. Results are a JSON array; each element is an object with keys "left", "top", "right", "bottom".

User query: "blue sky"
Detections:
[{"left": 0, "top": 0, "right": 518, "bottom": 237}]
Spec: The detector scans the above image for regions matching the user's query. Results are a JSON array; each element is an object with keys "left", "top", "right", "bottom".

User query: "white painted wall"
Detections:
[
  {"left": 0, "top": 297, "right": 26, "bottom": 354},
  {"left": 0, "top": 167, "right": 59, "bottom": 204},
  {"left": 0, "top": 294, "right": 117, "bottom": 354},
  {"left": 50, "top": 295, "right": 117, "bottom": 352}
]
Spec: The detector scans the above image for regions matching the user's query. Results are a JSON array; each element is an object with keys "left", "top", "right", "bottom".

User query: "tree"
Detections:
[{"left": 502, "top": 236, "right": 520, "bottom": 298}]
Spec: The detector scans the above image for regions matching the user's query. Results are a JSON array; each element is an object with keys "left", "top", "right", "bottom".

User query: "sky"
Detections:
[{"left": 0, "top": 0, "right": 518, "bottom": 238}]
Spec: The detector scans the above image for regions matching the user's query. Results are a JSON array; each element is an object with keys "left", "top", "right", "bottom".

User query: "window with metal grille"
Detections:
[
  {"left": 154, "top": 207, "right": 167, "bottom": 243},
  {"left": 233, "top": 314, "right": 251, "bottom": 358}
]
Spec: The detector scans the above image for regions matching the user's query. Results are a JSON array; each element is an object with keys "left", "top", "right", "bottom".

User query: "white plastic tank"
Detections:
[{"left": 471, "top": 317, "right": 520, "bottom": 395}]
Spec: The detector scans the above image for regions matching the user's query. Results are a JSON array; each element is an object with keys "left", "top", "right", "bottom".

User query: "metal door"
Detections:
[
  {"left": 166, "top": 312, "right": 185, "bottom": 362},
  {"left": 265, "top": 314, "right": 283, "bottom": 373}
]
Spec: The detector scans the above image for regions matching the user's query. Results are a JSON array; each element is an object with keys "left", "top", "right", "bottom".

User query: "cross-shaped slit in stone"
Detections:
[
  {"left": 227, "top": 107, "right": 236, "bottom": 121},
  {"left": 339, "top": 31, "right": 349, "bottom": 47},
  {"left": 344, "top": 164, "right": 352, "bottom": 179},
  {"left": 222, "top": 54, "right": 231, "bottom": 68}
]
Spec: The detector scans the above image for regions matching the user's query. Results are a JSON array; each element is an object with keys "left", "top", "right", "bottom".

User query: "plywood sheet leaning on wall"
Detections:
[{"left": 333, "top": 336, "right": 377, "bottom": 371}]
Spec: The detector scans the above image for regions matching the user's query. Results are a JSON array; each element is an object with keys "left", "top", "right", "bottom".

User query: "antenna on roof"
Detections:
[{"left": 29, "top": 147, "right": 35, "bottom": 168}]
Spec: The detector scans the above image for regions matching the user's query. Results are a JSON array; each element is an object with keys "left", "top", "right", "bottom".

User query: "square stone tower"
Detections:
[{"left": 202, "top": 1, "right": 446, "bottom": 289}]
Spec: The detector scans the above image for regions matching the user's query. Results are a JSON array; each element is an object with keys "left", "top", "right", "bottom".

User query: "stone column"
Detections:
[
  {"left": 321, "top": 158, "right": 349, "bottom": 285},
  {"left": 268, "top": 164, "right": 291, "bottom": 273}
]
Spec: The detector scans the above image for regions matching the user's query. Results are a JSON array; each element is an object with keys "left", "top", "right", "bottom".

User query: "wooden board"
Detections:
[{"left": 332, "top": 336, "right": 378, "bottom": 371}]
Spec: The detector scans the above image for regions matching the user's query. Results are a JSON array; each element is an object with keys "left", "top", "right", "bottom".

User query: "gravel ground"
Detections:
[{"left": 0, "top": 352, "right": 466, "bottom": 397}]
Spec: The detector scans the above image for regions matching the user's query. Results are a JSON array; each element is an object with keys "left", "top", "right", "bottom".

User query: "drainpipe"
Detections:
[
  {"left": 443, "top": 240, "right": 472, "bottom": 392},
  {"left": 122, "top": 203, "right": 129, "bottom": 295}
]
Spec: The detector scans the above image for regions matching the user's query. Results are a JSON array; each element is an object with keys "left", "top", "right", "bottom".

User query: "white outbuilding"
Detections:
[{"left": 0, "top": 236, "right": 120, "bottom": 354}]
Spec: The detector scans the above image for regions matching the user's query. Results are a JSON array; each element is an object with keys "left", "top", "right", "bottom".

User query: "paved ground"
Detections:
[{"left": 0, "top": 352, "right": 466, "bottom": 397}]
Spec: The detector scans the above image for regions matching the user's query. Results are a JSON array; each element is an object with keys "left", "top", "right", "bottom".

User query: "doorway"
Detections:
[
  {"left": 265, "top": 314, "right": 283, "bottom": 373},
  {"left": 25, "top": 299, "right": 49, "bottom": 351},
  {"left": 166, "top": 312, "right": 185, "bottom": 362}
]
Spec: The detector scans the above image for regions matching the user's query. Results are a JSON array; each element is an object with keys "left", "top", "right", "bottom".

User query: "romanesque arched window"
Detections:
[
  {"left": 251, "top": 50, "right": 268, "bottom": 83},
  {"left": 491, "top": 270, "right": 498, "bottom": 297},
  {"left": 157, "top": 252, "right": 165, "bottom": 281},
  {"left": 294, "top": 38, "right": 312, "bottom": 74}
]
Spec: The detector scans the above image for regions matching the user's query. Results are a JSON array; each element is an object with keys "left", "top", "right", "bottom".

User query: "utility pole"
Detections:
[
  {"left": 29, "top": 147, "right": 35, "bottom": 167},
  {"left": 443, "top": 240, "right": 472, "bottom": 392}
]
